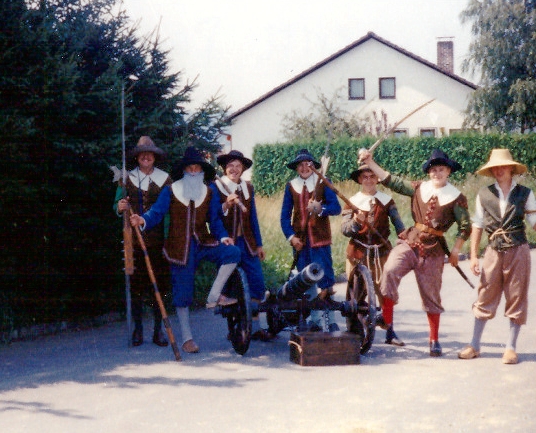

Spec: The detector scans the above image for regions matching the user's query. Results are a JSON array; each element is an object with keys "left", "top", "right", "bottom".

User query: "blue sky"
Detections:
[{"left": 123, "top": 0, "right": 475, "bottom": 111}]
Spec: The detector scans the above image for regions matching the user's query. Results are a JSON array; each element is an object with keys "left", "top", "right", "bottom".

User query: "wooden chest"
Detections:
[{"left": 289, "top": 331, "right": 362, "bottom": 366}]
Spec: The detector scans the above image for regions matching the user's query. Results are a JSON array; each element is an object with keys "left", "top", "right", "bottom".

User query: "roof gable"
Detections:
[{"left": 229, "top": 31, "right": 477, "bottom": 120}]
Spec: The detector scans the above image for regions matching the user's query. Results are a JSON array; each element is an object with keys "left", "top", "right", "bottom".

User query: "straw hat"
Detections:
[{"left": 476, "top": 149, "right": 527, "bottom": 177}]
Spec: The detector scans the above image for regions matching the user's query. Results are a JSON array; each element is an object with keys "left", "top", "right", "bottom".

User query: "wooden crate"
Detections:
[{"left": 289, "top": 331, "right": 362, "bottom": 366}]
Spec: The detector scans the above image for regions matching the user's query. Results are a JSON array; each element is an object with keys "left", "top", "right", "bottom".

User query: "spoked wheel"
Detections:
[
  {"left": 345, "top": 263, "right": 376, "bottom": 354},
  {"left": 223, "top": 268, "right": 252, "bottom": 355}
]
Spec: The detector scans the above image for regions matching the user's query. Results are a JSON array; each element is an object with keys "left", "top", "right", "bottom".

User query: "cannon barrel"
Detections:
[{"left": 276, "top": 263, "right": 324, "bottom": 301}]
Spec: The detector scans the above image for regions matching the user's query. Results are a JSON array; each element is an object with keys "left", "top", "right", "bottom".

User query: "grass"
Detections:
[{"left": 255, "top": 174, "right": 536, "bottom": 289}]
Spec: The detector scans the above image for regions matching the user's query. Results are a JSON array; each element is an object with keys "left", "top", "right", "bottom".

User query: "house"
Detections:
[{"left": 225, "top": 32, "right": 477, "bottom": 166}]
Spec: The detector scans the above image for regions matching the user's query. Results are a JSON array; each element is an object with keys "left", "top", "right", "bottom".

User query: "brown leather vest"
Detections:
[
  {"left": 163, "top": 189, "right": 218, "bottom": 265},
  {"left": 289, "top": 182, "right": 332, "bottom": 247}
]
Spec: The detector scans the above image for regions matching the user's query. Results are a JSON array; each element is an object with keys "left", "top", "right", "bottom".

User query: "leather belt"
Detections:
[{"left": 414, "top": 222, "right": 444, "bottom": 237}]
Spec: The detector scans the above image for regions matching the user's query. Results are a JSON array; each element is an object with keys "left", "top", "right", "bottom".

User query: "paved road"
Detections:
[{"left": 2, "top": 252, "right": 536, "bottom": 433}]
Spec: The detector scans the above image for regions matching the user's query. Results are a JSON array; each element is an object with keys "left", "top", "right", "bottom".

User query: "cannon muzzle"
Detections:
[{"left": 276, "top": 263, "right": 324, "bottom": 301}]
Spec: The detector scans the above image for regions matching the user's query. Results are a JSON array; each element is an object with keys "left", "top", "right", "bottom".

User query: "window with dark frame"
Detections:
[
  {"left": 420, "top": 128, "right": 436, "bottom": 137},
  {"left": 393, "top": 129, "right": 408, "bottom": 138},
  {"left": 379, "top": 77, "right": 396, "bottom": 99},
  {"left": 348, "top": 78, "right": 365, "bottom": 100}
]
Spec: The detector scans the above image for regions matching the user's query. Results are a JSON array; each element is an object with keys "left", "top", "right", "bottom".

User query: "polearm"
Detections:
[
  {"left": 121, "top": 82, "right": 134, "bottom": 347},
  {"left": 214, "top": 174, "right": 248, "bottom": 213},
  {"left": 128, "top": 207, "right": 182, "bottom": 361},
  {"left": 307, "top": 163, "right": 392, "bottom": 251},
  {"left": 365, "top": 98, "right": 436, "bottom": 155}
]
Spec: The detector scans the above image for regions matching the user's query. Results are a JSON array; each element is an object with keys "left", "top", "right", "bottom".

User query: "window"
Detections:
[
  {"left": 393, "top": 129, "right": 408, "bottom": 138},
  {"left": 379, "top": 77, "right": 396, "bottom": 99},
  {"left": 420, "top": 128, "right": 436, "bottom": 137},
  {"left": 348, "top": 78, "right": 365, "bottom": 100}
]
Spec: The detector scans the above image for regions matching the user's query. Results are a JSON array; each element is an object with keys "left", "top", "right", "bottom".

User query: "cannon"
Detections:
[{"left": 216, "top": 262, "right": 376, "bottom": 356}]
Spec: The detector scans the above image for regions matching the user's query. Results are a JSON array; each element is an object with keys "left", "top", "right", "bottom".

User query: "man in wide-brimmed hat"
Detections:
[
  {"left": 130, "top": 146, "right": 240, "bottom": 354},
  {"left": 114, "top": 136, "right": 172, "bottom": 348},
  {"left": 342, "top": 163, "right": 405, "bottom": 346},
  {"left": 459, "top": 149, "right": 536, "bottom": 365},
  {"left": 211, "top": 150, "right": 273, "bottom": 341},
  {"left": 359, "top": 148, "right": 472, "bottom": 357},
  {"left": 281, "top": 148, "right": 342, "bottom": 332}
]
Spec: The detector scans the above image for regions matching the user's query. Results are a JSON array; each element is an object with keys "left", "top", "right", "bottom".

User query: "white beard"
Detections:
[{"left": 182, "top": 172, "right": 205, "bottom": 202}]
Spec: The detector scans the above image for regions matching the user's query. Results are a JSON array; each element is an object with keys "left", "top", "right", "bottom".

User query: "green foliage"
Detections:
[
  {"left": 0, "top": 0, "right": 230, "bottom": 329},
  {"left": 461, "top": 0, "right": 536, "bottom": 131},
  {"left": 252, "top": 133, "right": 536, "bottom": 196}
]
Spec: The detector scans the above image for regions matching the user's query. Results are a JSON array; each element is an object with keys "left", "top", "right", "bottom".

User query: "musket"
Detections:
[
  {"left": 128, "top": 206, "right": 182, "bottom": 361},
  {"left": 214, "top": 174, "right": 248, "bottom": 213},
  {"left": 307, "top": 163, "right": 392, "bottom": 251},
  {"left": 121, "top": 82, "right": 134, "bottom": 348},
  {"left": 365, "top": 98, "right": 436, "bottom": 155}
]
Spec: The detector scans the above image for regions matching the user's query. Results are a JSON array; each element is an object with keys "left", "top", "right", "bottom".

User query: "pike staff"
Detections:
[{"left": 128, "top": 206, "right": 182, "bottom": 361}]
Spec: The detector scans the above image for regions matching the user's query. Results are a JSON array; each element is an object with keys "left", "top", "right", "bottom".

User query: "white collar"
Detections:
[
  {"left": 290, "top": 173, "right": 319, "bottom": 194},
  {"left": 129, "top": 167, "right": 168, "bottom": 191},
  {"left": 419, "top": 180, "right": 460, "bottom": 206},
  {"left": 215, "top": 176, "right": 250, "bottom": 200},
  {"left": 349, "top": 190, "right": 392, "bottom": 210},
  {"left": 171, "top": 179, "right": 207, "bottom": 207}
]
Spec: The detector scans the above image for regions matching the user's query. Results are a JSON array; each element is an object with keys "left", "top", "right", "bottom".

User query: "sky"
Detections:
[{"left": 121, "top": 0, "right": 476, "bottom": 113}]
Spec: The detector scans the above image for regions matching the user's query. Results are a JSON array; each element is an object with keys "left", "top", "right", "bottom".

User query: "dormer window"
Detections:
[
  {"left": 348, "top": 78, "right": 365, "bottom": 100},
  {"left": 379, "top": 77, "right": 396, "bottom": 99}
]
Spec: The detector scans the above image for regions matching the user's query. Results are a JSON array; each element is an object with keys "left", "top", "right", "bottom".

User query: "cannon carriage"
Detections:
[{"left": 215, "top": 262, "right": 377, "bottom": 357}]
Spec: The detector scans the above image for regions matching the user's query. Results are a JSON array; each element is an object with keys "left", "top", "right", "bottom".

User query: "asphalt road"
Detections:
[{"left": 2, "top": 251, "right": 536, "bottom": 433}]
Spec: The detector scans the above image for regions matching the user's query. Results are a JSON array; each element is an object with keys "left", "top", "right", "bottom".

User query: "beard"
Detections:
[{"left": 182, "top": 171, "right": 205, "bottom": 201}]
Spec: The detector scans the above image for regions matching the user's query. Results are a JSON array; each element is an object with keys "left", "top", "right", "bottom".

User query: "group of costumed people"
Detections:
[{"left": 115, "top": 136, "right": 536, "bottom": 364}]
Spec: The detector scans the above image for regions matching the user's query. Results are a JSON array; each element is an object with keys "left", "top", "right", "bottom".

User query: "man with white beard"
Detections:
[{"left": 130, "top": 146, "right": 240, "bottom": 354}]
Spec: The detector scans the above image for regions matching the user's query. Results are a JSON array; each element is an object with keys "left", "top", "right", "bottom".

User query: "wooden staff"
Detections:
[
  {"left": 366, "top": 98, "right": 436, "bottom": 155},
  {"left": 214, "top": 174, "right": 248, "bottom": 213},
  {"left": 128, "top": 207, "right": 182, "bottom": 361},
  {"left": 307, "top": 163, "right": 392, "bottom": 251}
]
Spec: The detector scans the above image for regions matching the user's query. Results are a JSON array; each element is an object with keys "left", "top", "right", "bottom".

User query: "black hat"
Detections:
[
  {"left": 287, "top": 149, "right": 321, "bottom": 170},
  {"left": 128, "top": 136, "right": 166, "bottom": 159},
  {"left": 217, "top": 150, "right": 253, "bottom": 170},
  {"left": 422, "top": 149, "right": 462, "bottom": 174},
  {"left": 174, "top": 146, "right": 216, "bottom": 181},
  {"left": 349, "top": 164, "right": 375, "bottom": 184}
]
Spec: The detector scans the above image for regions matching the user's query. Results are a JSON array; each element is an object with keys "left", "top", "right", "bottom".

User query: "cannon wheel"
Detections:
[
  {"left": 224, "top": 268, "right": 252, "bottom": 355},
  {"left": 266, "top": 304, "right": 286, "bottom": 335},
  {"left": 345, "top": 263, "right": 376, "bottom": 354}
]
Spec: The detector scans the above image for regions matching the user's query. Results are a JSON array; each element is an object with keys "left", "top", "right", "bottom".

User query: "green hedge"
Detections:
[{"left": 252, "top": 133, "right": 536, "bottom": 195}]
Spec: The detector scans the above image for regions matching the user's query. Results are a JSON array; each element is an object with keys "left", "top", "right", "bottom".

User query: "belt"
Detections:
[{"left": 414, "top": 222, "right": 444, "bottom": 237}]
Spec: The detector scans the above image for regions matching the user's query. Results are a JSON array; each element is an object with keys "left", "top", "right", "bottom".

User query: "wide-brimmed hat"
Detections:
[
  {"left": 350, "top": 164, "right": 376, "bottom": 184},
  {"left": 128, "top": 136, "right": 166, "bottom": 159},
  {"left": 287, "top": 148, "right": 321, "bottom": 170},
  {"left": 476, "top": 148, "right": 527, "bottom": 177},
  {"left": 174, "top": 146, "right": 216, "bottom": 181},
  {"left": 422, "top": 149, "right": 462, "bottom": 174},
  {"left": 217, "top": 150, "right": 253, "bottom": 170}
]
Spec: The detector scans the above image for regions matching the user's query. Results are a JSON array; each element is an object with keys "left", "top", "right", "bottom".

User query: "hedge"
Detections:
[{"left": 251, "top": 133, "right": 536, "bottom": 196}]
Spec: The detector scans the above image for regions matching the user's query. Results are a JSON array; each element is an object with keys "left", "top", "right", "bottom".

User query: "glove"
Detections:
[{"left": 307, "top": 200, "right": 323, "bottom": 215}]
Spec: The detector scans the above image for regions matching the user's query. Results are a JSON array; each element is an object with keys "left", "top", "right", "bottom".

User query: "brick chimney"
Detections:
[{"left": 437, "top": 39, "right": 454, "bottom": 74}]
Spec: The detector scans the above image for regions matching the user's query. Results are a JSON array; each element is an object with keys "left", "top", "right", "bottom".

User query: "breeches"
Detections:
[
  {"left": 170, "top": 240, "right": 240, "bottom": 307},
  {"left": 473, "top": 243, "right": 530, "bottom": 325},
  {"left": 297, "top": 244, "right": 335, "bottom": 289},
  {"left": 380, "top": 240, "right": 445, "bottom": 314},
  {"left": 235, "top": 237, "right": 266, "bottom": 300}
]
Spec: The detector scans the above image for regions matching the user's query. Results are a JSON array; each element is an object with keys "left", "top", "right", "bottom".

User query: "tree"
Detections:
[
  {"left": 0, "top": 0, "right": 230, "bottom": 329},
  {"left": 461, "top": 0, "right": 536, "bottom": 132},
  {"left": 281, "top": 89, "right": 390, "bottom": 142}
]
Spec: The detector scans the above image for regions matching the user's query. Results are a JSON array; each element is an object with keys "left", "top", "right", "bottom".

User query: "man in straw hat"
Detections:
[
  {"left": 281, "top": 148, "right": 342, "bottom": 332},
  {"left": 211, "top": 150, "right": 273, "bottom": 341},
  {"left": 114, "top": 136, "right": 172, "bottom": 348},
  {"left": 359, "top": 148, "right": 472, "bottom": 356},
  {"left": 341, "top": 163, "right": 405, "bottom": 346},
  {"left": 458, "top": 149, "right": 536, "bottom": 364},
  {"left": 130, "top": 146, "right": 240, "bottom": 353}
]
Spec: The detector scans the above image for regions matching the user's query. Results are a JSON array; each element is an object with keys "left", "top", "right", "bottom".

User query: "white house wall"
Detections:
[{"left": 229, "top": 38, "right": 474, "bottom": 161}]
